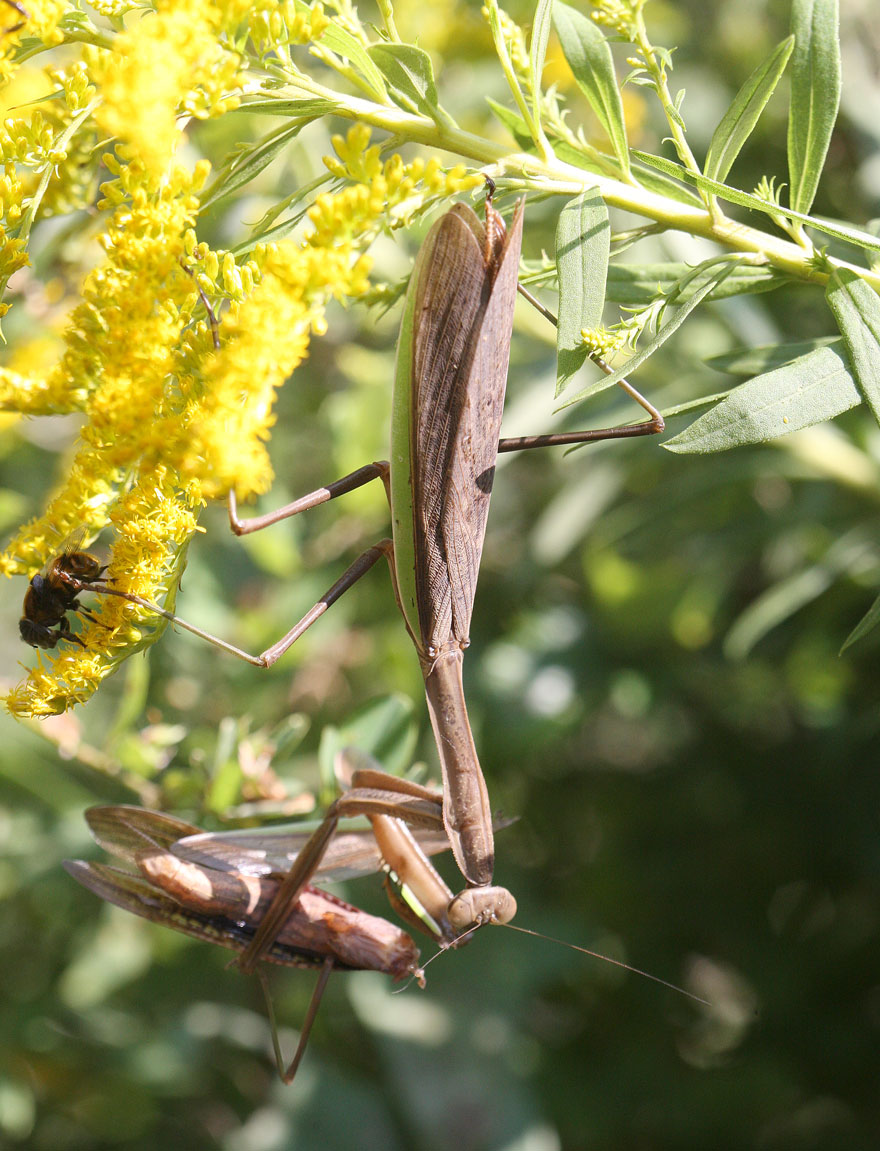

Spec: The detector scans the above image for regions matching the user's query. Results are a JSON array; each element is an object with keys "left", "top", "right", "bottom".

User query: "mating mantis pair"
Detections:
[
  {"left": 66, "top": 750, "right": 479, "bottom": 1081},
  {"left": 66, "top": 186, "right": 665, "bottom": 1070}
]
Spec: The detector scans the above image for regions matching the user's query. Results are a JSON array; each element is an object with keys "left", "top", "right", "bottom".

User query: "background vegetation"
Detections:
[{"left": 1, "top": 0, "right": 880, "bottom": 1148}]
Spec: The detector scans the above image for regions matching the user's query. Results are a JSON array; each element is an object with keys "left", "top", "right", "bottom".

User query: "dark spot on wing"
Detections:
[{"left": 476, "top": 465, "right": 496, "bottom": 495}]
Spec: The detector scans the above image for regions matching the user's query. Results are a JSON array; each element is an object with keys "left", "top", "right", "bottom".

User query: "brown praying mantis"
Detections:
[
  {"left": 54, "top": 184, "right": 664, "bottom": 962},
  {"left": 66, "top": 750, "right": 702, "bottom": 1081},
  {"left": 64, "top": 754, "right": 499, "bottom": 1082}
]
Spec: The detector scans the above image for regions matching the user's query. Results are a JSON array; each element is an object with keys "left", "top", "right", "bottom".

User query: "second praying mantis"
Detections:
[
  {"left": 78, "top": 184, "right": 665, "bottom": 958},
  {"left": 66, "top": 750, "right": 701, "bottom": 1082},
  {"left": 65, "top": 751, "right": 474, "bottom": 1082}
]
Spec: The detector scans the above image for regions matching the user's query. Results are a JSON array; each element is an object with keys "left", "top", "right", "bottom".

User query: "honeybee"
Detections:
[{"left": 20, "top": 537, "right": 107, "bottom": 650}]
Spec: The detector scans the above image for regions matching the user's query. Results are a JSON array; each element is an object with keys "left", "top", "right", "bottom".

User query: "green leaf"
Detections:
[
  {"left": 319, "top": 21, "right": 388, "bottom": 99},
  {"left": 554, "top": 138, "right": 617, "bottom": 176},
  {"left": 842, "top": 590, "right": 880, "bottom": 651},
  {"left": 787, "top": 0, "right": 841, "bottom": 216},
  {"left": 825, "top": 268, "right": 880, "bottom": 427},
  {"left": 236, "top": 97, "right": 339, "bottom": 119},
  {"left": 632, "top": 150, "right": 880, "bottom": 255},
  {"left": 726, "top": 530, "right": 871, "bottom": 659},
  {"left": 206, "top": 717, "right": 244, "bottom": 814},
  {"left": 664, "top": 343, "right": 860, "bottom": 453},
  {"left": 555, "top": 189, "right": 610, "bottom": 397},
  {"left": 606, "top": 262, "right": 787, "bottom": 307},
  {"left": 553, "top": 0, "right": 630, "bottom": 177},
  {"left": 557, "top": 259, "right": 736, "bottom": 411},
  {"left": 630, "top": 155, "right": 704, "bottom": 207},
  {"left": 317, "top": 695, "right": 419, "bottom": 785},
  {"left": 704, "top": 36, "right": 794, "bottom": 184},
  {"left": 545, "top": 137, "right": 630, "bottom": 182},
  {"left": 707, "top": 336, "right": 841, "bottom": 375},
  {"left": 200, "top": 121, "right": 317, "bottom": 211},
  {"left": 206, "top": 755, "right": 245, "bottom": 815},
  {"left": 486, "top": 97, "right": 536, "bottom": 151},
  {"left": 530, "top": 0, "right": 553, "bottom": 111},
  {"left": 368, "top": 43, "right": 451, "bottom": 124}
]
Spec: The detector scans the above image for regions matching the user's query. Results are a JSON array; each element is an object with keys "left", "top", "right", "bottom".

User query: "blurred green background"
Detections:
[{"left": 2, "top": 1, "right": 880, "bottom": 1148}]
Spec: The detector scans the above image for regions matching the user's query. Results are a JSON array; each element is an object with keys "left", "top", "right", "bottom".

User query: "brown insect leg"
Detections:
[
  {"left": 503, "top": 285, "right": 665, "bottom": 450},
  {"left": 258, "top": 956, "right": 334, "bottom": 1084},
  {"left": 237, "top": 769, "right": 449, "bottom": 974},
  {"left": 81, "top": 539, "right": 395, "bottom": 668},
  {"left": 228, "top": 462, "right": 389, "bottom": 536}
]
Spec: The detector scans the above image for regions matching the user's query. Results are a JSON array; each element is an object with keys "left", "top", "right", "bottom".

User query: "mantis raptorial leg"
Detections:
[{"left": 229, "top": 764, "right": 509, "bottom": 974}]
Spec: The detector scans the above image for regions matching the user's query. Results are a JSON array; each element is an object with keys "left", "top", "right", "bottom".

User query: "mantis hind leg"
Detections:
[{"left": 86, "top": 539, "right": 395, "bottom": 668}]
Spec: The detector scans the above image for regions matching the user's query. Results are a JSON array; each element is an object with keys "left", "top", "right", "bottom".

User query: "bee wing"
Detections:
[{"left": 49, "top": 526, "right": 92, "bottom": 568}]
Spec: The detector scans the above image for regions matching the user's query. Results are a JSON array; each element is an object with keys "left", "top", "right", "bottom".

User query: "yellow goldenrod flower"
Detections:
[
  {"left": 580, "top": 326, "right": 630, "bottom": 360},
  {"left": 0, "top": 0, "right": 68, "bottom": 86},
  {"left": 4, "top": 126, "right": 478, "bottom": 716},
  {"left": 245, "top": 0, "right": 329, "bottom": 57},
  {"left": 180, "top": 243, "right": 370, "bottom": 502},
  {"left": 93, "top": 0, "right": 244, "bottom": 178},
  {"left": 321, "top": 128, "right": 481, "bottom": 234},
  {"left": 590, "top": 0, "right": 639, "bottom": 39}
]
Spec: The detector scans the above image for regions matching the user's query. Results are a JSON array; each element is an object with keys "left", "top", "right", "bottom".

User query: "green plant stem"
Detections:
[
  {"left": 631, "top": 17, "right": 700, "bottom": 176},
  {"left": 271, "top": 78, "right": 878, "bottom": 292},
  {"left": 484, "top": 0, "right": 551, "bottom": 162},
  {"left": 628, "top": 11, "right": 729, "bottom": 228}
]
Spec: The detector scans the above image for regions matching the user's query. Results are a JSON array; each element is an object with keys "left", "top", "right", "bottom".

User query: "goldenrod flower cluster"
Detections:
[
  {"left": 580, "top": 325, "right": 632, "bottom": 360},
  {"left": 0, "top": 60, "right": 101, "bottom": 323},
  {"left": 94, "top": 0, "right": 244, "bottom": 178},
  {"left": 2, "top": 117, "right": 479, "bottom": 715},
  {"left": 2, "top": 155, "right": 208, "bottom": 606},
  {"left": 589, "top": 0, "right": 640, "bottom": 39},
  {"left": 247, "top": 0, "right": 330, "bottom": 61},
  {"left": 322, "top": 124, "right": 480, "bottom": 231},
  {"left": 0, "top": 0, "right": 67, "bottom": 85},
  {"left": 0, "top": 0, "right": 486, "bottom": 717}
]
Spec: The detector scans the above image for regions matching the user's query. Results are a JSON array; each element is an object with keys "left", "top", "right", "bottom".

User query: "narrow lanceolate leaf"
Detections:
[
  {"left": 787, "top": 0, "right": 841, "bottom": 216},
  {"left": 486, "top": 97, "right": 535, "bottom": 151},
  {"left": 707, "top": 337, "right": 841, "bottom": 377},
  {"left": 320, "top": 22, "right": 388, "bottom": 100},
  {"left": 630, "top": 155, "right": 704, "bottom": 207},
  {"left": 665, "top": 343, "right": 860, "bottom": 453},
  {"left": 555, "top": 189, "right": 609, "bottom": 397},
  {"left": 237, "top": 98, "right": 339, "bottom": 119},
  {"left": 530, "top": 0, "right": 554, "bottom": 113},
  {"left": 727, "top": 530, "right": 873, "bottom": 659},
  {"left": 367, "top": 44, "right": 451, "bottom": 126},
  {"left": 704, "top": 36, "right": 795, "bottom": 184},
  {"left": 607, "top": 262, "right": 786, "bottom": 308},
  {"left": 632, "top": 150, "right": 880, "bottom": 255},
  {"left": 843, "top": 591, "right": 880, "bottom": 651},
  {"left": 825, "top": 269, "right": 880, "bottom": 427},
  {"left": 553, "top": 0, "right": 630, "bottom": 177},
  {"left": 200, "top": 121, "right": 316, "bottom": 210}
]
